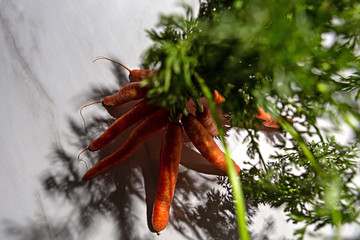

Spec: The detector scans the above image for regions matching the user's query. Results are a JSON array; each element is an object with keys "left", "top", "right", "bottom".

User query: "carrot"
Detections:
[
  {"left": 214, "top": 90, "right": 226, "bottom": 104},
  {"left": 94, "top": 56, "right": 156, "bottom": 81},
  {"left": 255, "top": 107, "right": 280, "bottom": 129},
  {"left": 253, "top": 107, "right": 293, "bottom": 132},
  {"left": 82, "top": 108, "right": 169, "bottom": 180},
  {"left": 181, "top": 113, "right": 241, "bottom": 173},
  {"left": 152, "top": 122, "right": 184, "bottom": 233},
  {"left": 80, "top": 57, "right": 156, "bottom": 129},
  {"left": 130, "top": 69, "right": 156, "bottom": 82},
  {"left": 195, "top": 105, "right": 218, "bottom": 137},
  {"left": 89, "top": 99, "right": 160, "bottom": 151},
  {"left": 192, "top": 89, "right": 225, "bottom": 135},
  {"left": 80, "top": 81, "right": 149, "bottom": 130},
  {"left": 103, "top": 82, "right": 149, "bottom": 107}
]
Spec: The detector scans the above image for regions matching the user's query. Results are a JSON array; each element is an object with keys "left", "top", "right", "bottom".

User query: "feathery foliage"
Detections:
[{"left": 142, "top": 0, "right": 360, "bottom": 238}]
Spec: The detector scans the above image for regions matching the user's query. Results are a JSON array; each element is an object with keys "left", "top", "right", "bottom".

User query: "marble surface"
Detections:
[{"left": 4, "top": 1, "right": 354, "bottom": 239}]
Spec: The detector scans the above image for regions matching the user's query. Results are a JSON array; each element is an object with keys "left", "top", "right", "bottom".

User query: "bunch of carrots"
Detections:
[{"left": 79, "top": 57, "right": 285, "bottom": 234}]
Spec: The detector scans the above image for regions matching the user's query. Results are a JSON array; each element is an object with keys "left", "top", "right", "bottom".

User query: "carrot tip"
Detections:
[
  {"left": 77, "top": 147, "right": 90, "bottom": 170},
  {"left": 93, "top": 56, "right": 132, "bottom": 73},
  {"left": 79, "top": 101, "right": 103, "bottom": 130}
]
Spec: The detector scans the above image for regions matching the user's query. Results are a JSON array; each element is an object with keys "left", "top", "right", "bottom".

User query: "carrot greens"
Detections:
[{"left": 142, "top": 0, "right": 360, "bottom": 238}]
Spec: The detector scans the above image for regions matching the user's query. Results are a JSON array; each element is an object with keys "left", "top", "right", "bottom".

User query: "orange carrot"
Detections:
[
  {"left": 214, "top": 90, "right": 226, "bottom": 104},
  {"left": 80, "top": 57, "right": 156, "bottom": 128},
  {"left": 181, "top": 113, "right": 240, "bottom": 173},
  {"left": 95, "top": 56, "right": 156, "bottom": 81},
  {"left": 195, "top": 105, "right": 218, "bottom": 137},
  {"left": 103, "top": 82, "right": 149, "bottom": 107},
  {"left": 89, "top": 99, "right": 160, "bottom": 151},
  {"left": 152, "top": 122, "right": 184, "bottom": 233},
  {"left": 130, "top": 69, "right": 156, "bottom": 81},
  {"left": 253, "top": 107, "right": 293, "bottom": 132},
  {"left": 82, "top": 108, "right": 169, "bottom": 180},
  {"left": 80, "top": 82, "right": 149, "bottom": 129},
  {"left": 255, "top": 107, "right": 280, "bottom": 129}
]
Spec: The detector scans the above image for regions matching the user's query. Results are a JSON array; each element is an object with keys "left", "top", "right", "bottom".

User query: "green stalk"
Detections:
[
  {"left": 278, "top": 120, "right": 321, "bottom": 173},
  {"left": 195, "top": 73, "right": 249, "bottom": 240},
  {"left": 193, "top": 98, "right": 204, "bottom": 113}
]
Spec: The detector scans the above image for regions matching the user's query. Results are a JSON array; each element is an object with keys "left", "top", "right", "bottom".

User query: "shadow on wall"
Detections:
[{"left": 3, "top": 59, "right": 279, "bottom": 240}]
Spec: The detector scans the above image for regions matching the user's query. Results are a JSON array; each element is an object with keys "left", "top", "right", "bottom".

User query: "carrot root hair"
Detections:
[
  {"left": 80, "top": 101, "right": 103, "bottom": 130},
  {"left": 77, "top": 147, "right": 90, "bottom": 170},
  {"left": 93, "top": 56, "right": 131, "bottom": 73}
]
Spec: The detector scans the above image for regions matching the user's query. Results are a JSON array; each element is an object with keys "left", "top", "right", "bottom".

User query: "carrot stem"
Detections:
[
  {"left": 182, "top": 108, "right": 189, "bottom": 117},
  {"left": 195, "top": 72, "right": 249, "bottom": 240},
  {"left": 193, "top": 98, "right": 204, "bottom": 113}
]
